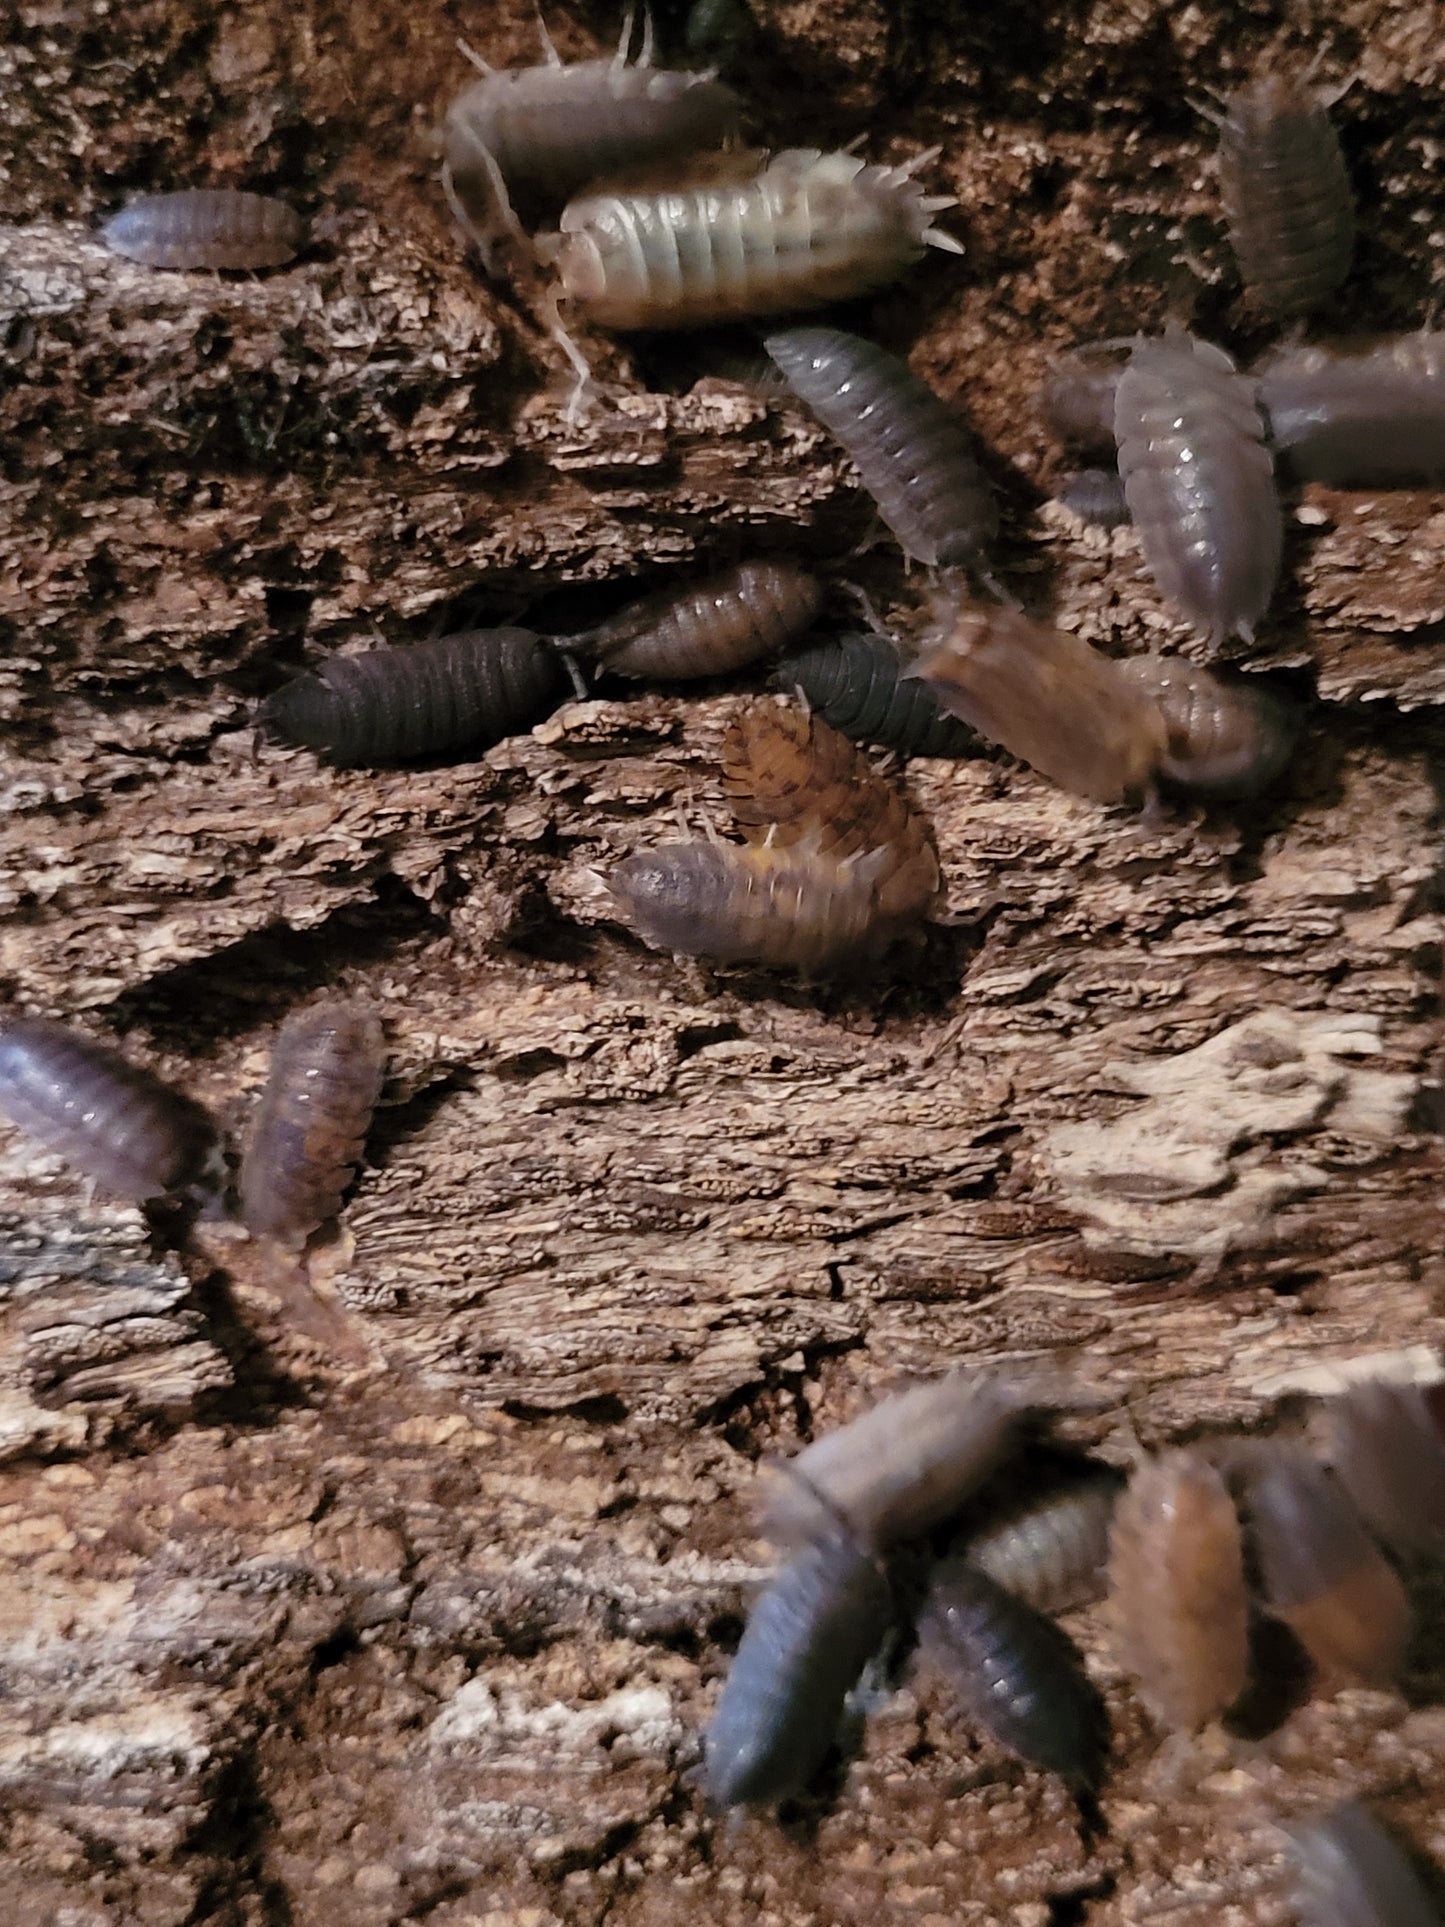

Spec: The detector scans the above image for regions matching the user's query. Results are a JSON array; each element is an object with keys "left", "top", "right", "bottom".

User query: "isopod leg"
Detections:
[{"left": 544, "top": 292, "right": 600, "bottom": 423}]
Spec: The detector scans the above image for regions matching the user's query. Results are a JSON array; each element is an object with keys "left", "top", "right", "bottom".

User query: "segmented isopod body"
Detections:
[
  {"left": 1106, "top": 1450, "right": 1250, "bottom": 1731},
  {"left": 771, "top": 632, "right": 982, "bottom": 757},
  {"left": 764, "top": 327, "right": 998, "bottom": 570},
  {"left": 543, "top": 147, "right": 961, "bottom": 331},
  {"left": 761, "top": 1371, "right": 1030, "bottom": 1551},
  {"left": 1039, "top": 353, "right": 1121, "bottom": 454},
  {"left": 1243, "top": 1446, "right": 1411, "bottom": 1688},
  {"left": 917, "top": 601, "right": 1168, "bottom": 805},
  {"left": 261, "top": 628, "right": 566, "bottom": 766},
  {"left": 0, "top": 1017, "right": 217, "bottom": 1202},
  {"left": 1325, "top": 1377, "right": 1445, "bottom": 1556},
  {"left": 963, "top": 1467, "right": 1124, "bottom": 1615},
  {"left": 703, "top": 1532, "right": 892, "bottom": 1807},
  {"left": 565, "top": 559, "right": 821, "bottom": 679},
  {"left": 239, "top": 1003, "right": 386, "bottom": 1249},
  {"left": 1258, "top": 336, "right": 1445, "bottom": 486},
  {"left": 918, "top": 1561, "right": 1107, "bottom": 1787},
  {"left": 1211, "top": 73, "right": 1355, "bottom": 320},
  {"left": 1114, "top": 330, "right": 1282, "bottom": 644},
  {"left": 1056, "top": 468, "right": 1131, "bottom": 528},
  {"left": 100, "top": 190, "right": 305, "bottom": 271},
  {"left": 1288, "top": 1803, "right": 1440, "bottom": 1927},
  {"left": 442, "top": 23, "right": 743, "bottom": 260},
  {"left": 1115, "top": 655, "right": 1297, "bottom": 799}
]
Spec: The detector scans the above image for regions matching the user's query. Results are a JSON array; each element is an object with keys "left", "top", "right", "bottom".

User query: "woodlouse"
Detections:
[
  {"left": 1115, "top": 655, "right": 1297, "bottom": 799},
  {"left": 541, "top": 146, "right": 961, "bottom": 333},
  {"left": 238, "top": 1002, "right": 386, "bottom": 1250},
  {"left": 917, "top": 601, "right": 1168, "bottom": 805},
  {"left": 442, "top": 17, "right": 743, "bottom": 264},
  {"left": 702, "top": 1530, "right": 892, "bottom": 1808},
  {"left": 1242, "top": 1446, "right": 1411, "bottom": 1688},
  {"left": 1208, "top": 72, "right": 1355, "bottom": 320},
  {"left": 1055, "top": 467, "right": 1131, "bottom": 529},
  {"left": 261, "top": 628, "right": 567, "bottom": 766},
  {"left": 770, "top": 632, "right": 982, "bottom": 758},
  {"left": 1325, "top": 1377, "right": 1445, "bottom": 1556},
  {"left": 563, "top": 559, "right": 822, "bottom": 679},
  {"left": 1114, "top": 330, "right": 1282, "bottom": 645},
  {"left": 761, "top": 1371, "right": 1029, "bottom": 1552},
  {"left": 1106, "top": 1451, "right": 1250, "bottom": 1731},
  {"left": 764, "top": 326, "right": 998, "bottom": 571},
  {"left": 99, "top": 189, "right": 305, "bottom": 271},
  {"left": 1038, "top": 352, "right": 1121, "bottom": 455},
  {"left": 1257, "top": 336, "right": 1445, "bottom": 486},
  {"left": 918, "top": 1560, "right": 1107, "bottom": 1788},
  {"left": 0, "top": 1017, "right": 218, "bottom": 1203},
  {"left": 962, "top": 1467, "right": 1124, "bottom": 1616},
  {"left": 1288, "top": 1802, "right": 1439, "bottom": 1927}
]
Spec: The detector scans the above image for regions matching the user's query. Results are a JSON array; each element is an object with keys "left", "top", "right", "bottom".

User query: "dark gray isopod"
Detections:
[
  {"left": 1039, "top": 353, "right": 1121, "bottom": 455},
  {"left": 963, "top": 1467, "right": 1124, "bottom": 1616},
  {"left": 0, "top": 1017, "right": 218, "bottom": 1202},
  {"left": 1288, "top": 1802, "right": 1440, "bottom": 1927},
  {"left": 1056, "top": 468, "right": 1131, "bottom": 528},
  {"left": 771, "top": 632, "right": 982, "bottom": 757},
  {"left": 703, "top": 1533, "right": 892, "bottom": 1807},
  {"left": 1259, "top": 337, "right": 1445, "bottom": 486},
  {"left": 262, "top": 628, "right": 567, "bottom": 766},
  {"left": 100, "top": 189, "right": 305, "bottom": 270}
]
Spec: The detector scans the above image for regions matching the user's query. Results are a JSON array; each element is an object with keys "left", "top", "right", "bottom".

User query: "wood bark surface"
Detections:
[{"left": 2, "top": 1, "right": 1445, "bottom": 1922}]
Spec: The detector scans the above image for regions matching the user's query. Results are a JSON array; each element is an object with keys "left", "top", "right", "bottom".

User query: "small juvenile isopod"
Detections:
[
  {"left": 238, "top": 1002, "right": 387, "bottom": 1250},
  {"left": 962, "top": 1466, "right": 1124, "bottom": 1616},
  {"left": 1207, "top": 71, "right": 1355, "bottom": 320},
  {"left": 442, "top": 17, "right": 743, "bottom": 263},
  {"left": 771, "top": 632, "right": 982, "bottom": 758},
  {"left": 1106, "top": 1450, "right": 1250, "bottom": 1731},
  {"left": 1287, "top": 1802, "right": 1440, "bottom": 1927},
  {"left": 917, "top": 1560, "right": 1107, "bottom": 1788},
  {"left": 1242, "top": 1445, "right": 1411, "bottom": 1688},
  {"left": 261, "top": 628, "right": 567, "bottom": 766},
  {"left": 916, "top": 600, "right": 1168, "bottom": 805},
  {"left": 541, "top": 146, "right": 961, "bottom": 333},
  {"left": 1324, "top": 1376, "right": 1445, "bottom": 1556},
  {"left": 1039, "top": 352, "right": 1121, "bottom": 455},
  {"left": 1115, "top": 655, "right": 1297, "bottom": 799},
  {"left": 1055, "top": 468, "right": 1131, "bottom": 529},
  {"left": 1114, "top": 329, "right": 1282, "bottom": 644},
  {"left": 0, "top": 1016, "right": 218, "bottom": 1203},
  {"left": 703, "top": 1530, "right": 893, "bottom": 1808},
  {"left": 764, "top": 327, "right": 998, "bottom": 572},
  {"left": 100, "top": 189, "right": 305, "bottom": 271},
  {"left": 1258, "top": 336, "right": 1445, "bottom": 486},
  {"left": 562, "top": 559, "right": 822, "bottom": 679}
]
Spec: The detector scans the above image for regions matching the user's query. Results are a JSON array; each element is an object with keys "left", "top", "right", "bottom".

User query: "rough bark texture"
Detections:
[{"left": 3, "top": 1, "right": 1445, "bottom": 1922}]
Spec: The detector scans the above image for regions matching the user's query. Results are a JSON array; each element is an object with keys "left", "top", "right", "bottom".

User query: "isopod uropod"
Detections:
[
  {"left": 770, "top": 632, "right": 983, "bottom": 758},
  {"left": 1257, "top": 335, "right": 1445, "bottom": 487},
  {"left": 563, "top": 559, "right": 822, "bottom": 679},
  {"left": 0, "top": 1016, "right": 218, "bottom": 1203},
  {"left": 1324, "top": 1375, "right": 1445, "bottom": 1556},
  {"left": 100, "top": 189, "right": 306, "bottom": 271},
  {"left": 1287, "top": 1802, "right": 1440, "bottom": 1927},
  {"left": 1115, "top": 654, "right": 1297, "bottom": 799}
]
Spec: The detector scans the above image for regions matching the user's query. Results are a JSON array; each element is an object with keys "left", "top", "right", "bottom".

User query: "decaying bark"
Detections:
[{"left": 3, "top": 1, "right": 1445, "bottom": 1921}]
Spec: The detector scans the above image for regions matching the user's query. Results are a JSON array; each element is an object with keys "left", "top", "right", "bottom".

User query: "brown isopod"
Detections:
[
  {"left": 1114, "top": 329, "right": 1282, "bottom": 645},
  {"left": 99, "top": 189, "right": 305, "bottom": 271},
  {"left": 1106, "top": 1450, "right": 1250, "bottom": 1731},
  {"left": 916, "top": 600, "right": 1167, "bottom": 805},
  {"left": 1324, "top": 1376, "right": 1445, "bottom": 1556},
  {"left": 562, "top": 559, "right": 822, "bottom": 679},
  {"left": 1205, "top": 70, "right": 1355, "bottom": 321},
  {"left": 1258, "top": 335, "right": 1445, "bottom": 487},
  {"left": 1287, "top": 1801, "right": 1440, "bottom": 1927},
  {"left": 1115, "top": 654, "right": 1297, "bottom": 800},
  {"left": 1242, "top": 1445, "right": 1411, "bottom": 1688},
  {"left": 961, "top": 1466, "right": 1124, "bottom": 1616},
  {"left": 238, "top": 1002, "right": 387, "bottom": 1250},
  {"left": 0, "top": 1016, "right": 218, "bottom": 1203}
]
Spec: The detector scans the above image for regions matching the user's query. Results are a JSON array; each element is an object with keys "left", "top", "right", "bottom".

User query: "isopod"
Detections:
[
  {"left": 541, "top": 146, "right": 961, "bottom": 333},
  {"left": 99, "top": 189, "right": 305, "bottom": 271},
  {"left": 962, "top": 1466, "right": 1124, "bottom": 1616},
  {"left": 563, "top": 559, "right": 822, "bottom": 679},
  {"left": 1038, "top": 351, "right": 1121, "bottom": 455},
  {"left": 916, "top": 600, "right": 1168, "bottom": 805},
  {"left": 238, "top": 1002, "right": 386, "bottom": 1249},
  {"left": 703, "top": 1530, "right": 892, "bottom": 1808},
  {"left": 442, "top": 16, "right": 743, "bottom": 263},
  {"left": 1287, "top": 1802, "right": 1439, "bottom": 1927},
  {"left": 760, "top": 1371, "right": 1031, "bottom": 1552},
  {"left": 1258, "top": 336, "right": 1445, "bottom": 486},
  {"left": 261, "top": 628, "right": 567, "bottom": 766},
  {"left": 1115, "top": 655, "right": 1297, "bottom": 799},
  {"left": 918, "top": 1560, "right": 1107, "bottom": 1788},
  {"left": 1324, "top": 1376, "right": 1445, "bottom": 1556},
  {"left": 770, "top": 632, "right": 982, "bottom": 757},
  {"left": 1106, "top": 1450, "right": 1250, "bottom": 1731},
  {"left": 1055, "top": 467, "right": 1131, "bottom": 528},
  {"left": 0, "top": 1016, "right": 218, "bottom": 1203},
  {"left": 764, "top": 326, "right": 998, "bottom": 571},
  {"left": 1113, "top": 329, "right": 1282, "bottom": 645},
  {"left": 1242, "top": 1445, "right": 1411, "bottom": 1688},
  {"left": 1208, "top": 71, "right": 1355, "bottom": 320}
]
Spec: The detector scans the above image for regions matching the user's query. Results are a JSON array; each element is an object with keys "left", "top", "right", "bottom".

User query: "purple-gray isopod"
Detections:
[
  {"left": 1258, "top": 335, "right": 1445, "bottom": 486},
  {"left": 1287, "top": 1802, "right": 1439, "bottom": 1927},
  {"left": 563, "top": 559, "right": 822, "bottom": 679},
  {"left": 1115, "top": 654, "right": 1297, "bottom": 799},
  {"left": 1039, "top": 352, "right": 1121, "bottom": 455},
  {"left": 1055, "top": 467, "right": 1131, "bottom": 528},
  {"left": 100, "top": 190, "right": 305, "bottom": 271}
]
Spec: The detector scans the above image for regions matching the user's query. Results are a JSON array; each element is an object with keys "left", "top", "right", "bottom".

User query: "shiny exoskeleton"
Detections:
[
  {"left": 1288, "top": 1802, "right": 1440, "bottom": 1927},
  {"left": 771, "top": 632, "right": 982, "bottom": 757},
  {"left": 1257, "top": 335, "right": 1445, "bottom": 486},
  {"left": 99, "top": 189, "right": 305, "bottom": 270},
  {"left": 1325, "top": 1376, "right": 1445, "bottom": 1556},
  {"left": 564, "top": 560, "right": 822, "bottom": 679},
  {"left": 1116, "top": 654, "right": 1297, "bottom": 799}
]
